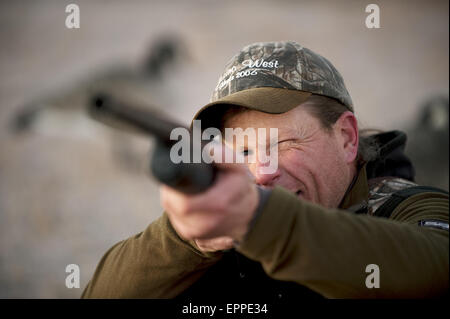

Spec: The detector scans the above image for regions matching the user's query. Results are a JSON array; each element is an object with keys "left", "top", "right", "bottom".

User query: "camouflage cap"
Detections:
[{"left": 193, "top": 41, "right": 353, "bottom": 127}]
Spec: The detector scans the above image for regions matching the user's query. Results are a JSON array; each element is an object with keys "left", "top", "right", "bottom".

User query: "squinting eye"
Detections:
[
  {"left": 277, "top": 140, "right": 292, "bottom": 148},
  {"left": 277, "top": 139, "right": 289, "bottom": 145},
  {"left": 242, "top": 149, "right": 253, "bottom": 156}
]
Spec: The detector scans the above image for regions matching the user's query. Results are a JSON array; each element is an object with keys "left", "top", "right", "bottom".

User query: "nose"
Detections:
[{"left": 249, "top": 160, "right": 281, "bottom": 187}]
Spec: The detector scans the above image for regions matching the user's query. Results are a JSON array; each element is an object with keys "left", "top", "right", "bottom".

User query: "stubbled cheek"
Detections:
[
  {"left": 279, "top": 148, "right": 306, "bottom": 165},
  {"left": 278, "top": 153, "right": 308, "bottom": 181}
]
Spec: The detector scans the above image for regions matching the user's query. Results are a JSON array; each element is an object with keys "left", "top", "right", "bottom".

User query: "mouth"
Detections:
[{"left": 295, "top": 190, "right": 303, "bottom": 197}]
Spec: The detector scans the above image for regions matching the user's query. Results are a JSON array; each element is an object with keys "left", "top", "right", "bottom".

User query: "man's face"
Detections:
[{"left": 222, "top": 105, "right": 358, "bottom": 208}]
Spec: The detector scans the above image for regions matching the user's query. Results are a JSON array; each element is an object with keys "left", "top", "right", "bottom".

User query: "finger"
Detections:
[
  {"left": 161, "top": 183, "right": 216, "bottom": 217},
  {"left": 160, "top": 184, "right": 191, "bottom": 215},
  {"left": 160, "top": 162, "right": 251, "bottom": 215}
]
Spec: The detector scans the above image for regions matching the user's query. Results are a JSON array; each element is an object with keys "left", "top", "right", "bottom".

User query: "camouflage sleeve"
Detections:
[
  {"left": 81, "top": 213, "right": 222, "bottom": 298},
  {"left": 236, "top": 186, "right": 449, "bottom": 298}
]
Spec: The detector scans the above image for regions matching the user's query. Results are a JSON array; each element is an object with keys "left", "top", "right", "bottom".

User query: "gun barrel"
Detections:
[{"left": 88, "top": 93, "right": 186, "bottom": 143}]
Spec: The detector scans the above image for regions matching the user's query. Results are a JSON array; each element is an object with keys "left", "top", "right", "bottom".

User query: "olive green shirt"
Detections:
[{"left": 81, "top": 166, "right": 449, "bottom": 298}]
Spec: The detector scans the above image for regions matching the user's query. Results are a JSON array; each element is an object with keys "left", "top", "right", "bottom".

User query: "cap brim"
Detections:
[{"left": 193, "top": 87, "right": 311, "bottom": 129}]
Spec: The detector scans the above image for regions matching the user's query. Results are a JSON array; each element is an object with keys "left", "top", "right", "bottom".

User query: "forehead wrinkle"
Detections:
[{"left": 223, "top": 105, "right": 321, "bottom": 142}]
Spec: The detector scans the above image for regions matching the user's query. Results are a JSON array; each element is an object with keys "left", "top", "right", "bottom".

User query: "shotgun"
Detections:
[{"left": 87, "top": 93, "right": 216, "bottom": 194}]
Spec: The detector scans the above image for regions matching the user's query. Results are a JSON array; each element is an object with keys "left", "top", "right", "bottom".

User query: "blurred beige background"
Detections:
[{"left": 0, "top": 0, "right": 448, "bottom": 298}]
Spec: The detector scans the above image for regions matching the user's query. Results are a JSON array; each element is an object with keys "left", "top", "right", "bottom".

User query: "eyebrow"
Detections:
[
  {"left": 277, "top": 127, "right": 297, "bottom": 135},
  {"left": 275, "top": 127, "right": 302, "bottom": 140},
  {"left": 221, "top": 126, "right": 301, "bottom": 149}
]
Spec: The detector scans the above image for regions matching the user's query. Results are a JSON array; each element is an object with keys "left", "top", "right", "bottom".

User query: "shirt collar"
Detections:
[{"left": 339, "top": 163, "right": 369, "bottom": 210}]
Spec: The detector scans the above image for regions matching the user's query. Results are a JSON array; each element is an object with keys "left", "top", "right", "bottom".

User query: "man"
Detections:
[{"left": 82, "top": 41, "right": 448, "bottom": 299}]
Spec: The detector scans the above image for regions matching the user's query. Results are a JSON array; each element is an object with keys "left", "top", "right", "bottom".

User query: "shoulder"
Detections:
[
  {"left": 390, "top": 188, "right": 448, "bottom": 229},
  {"left": 367, "top": 176, "right": 448, "bottom": 232},
  {"left": 367, "top": 176, "right": 419, "bottom": 215}
]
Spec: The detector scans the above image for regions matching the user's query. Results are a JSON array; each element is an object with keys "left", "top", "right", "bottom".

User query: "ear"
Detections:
[{"left": 335, "top": 111, "right": 359, "bottom": 163}]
